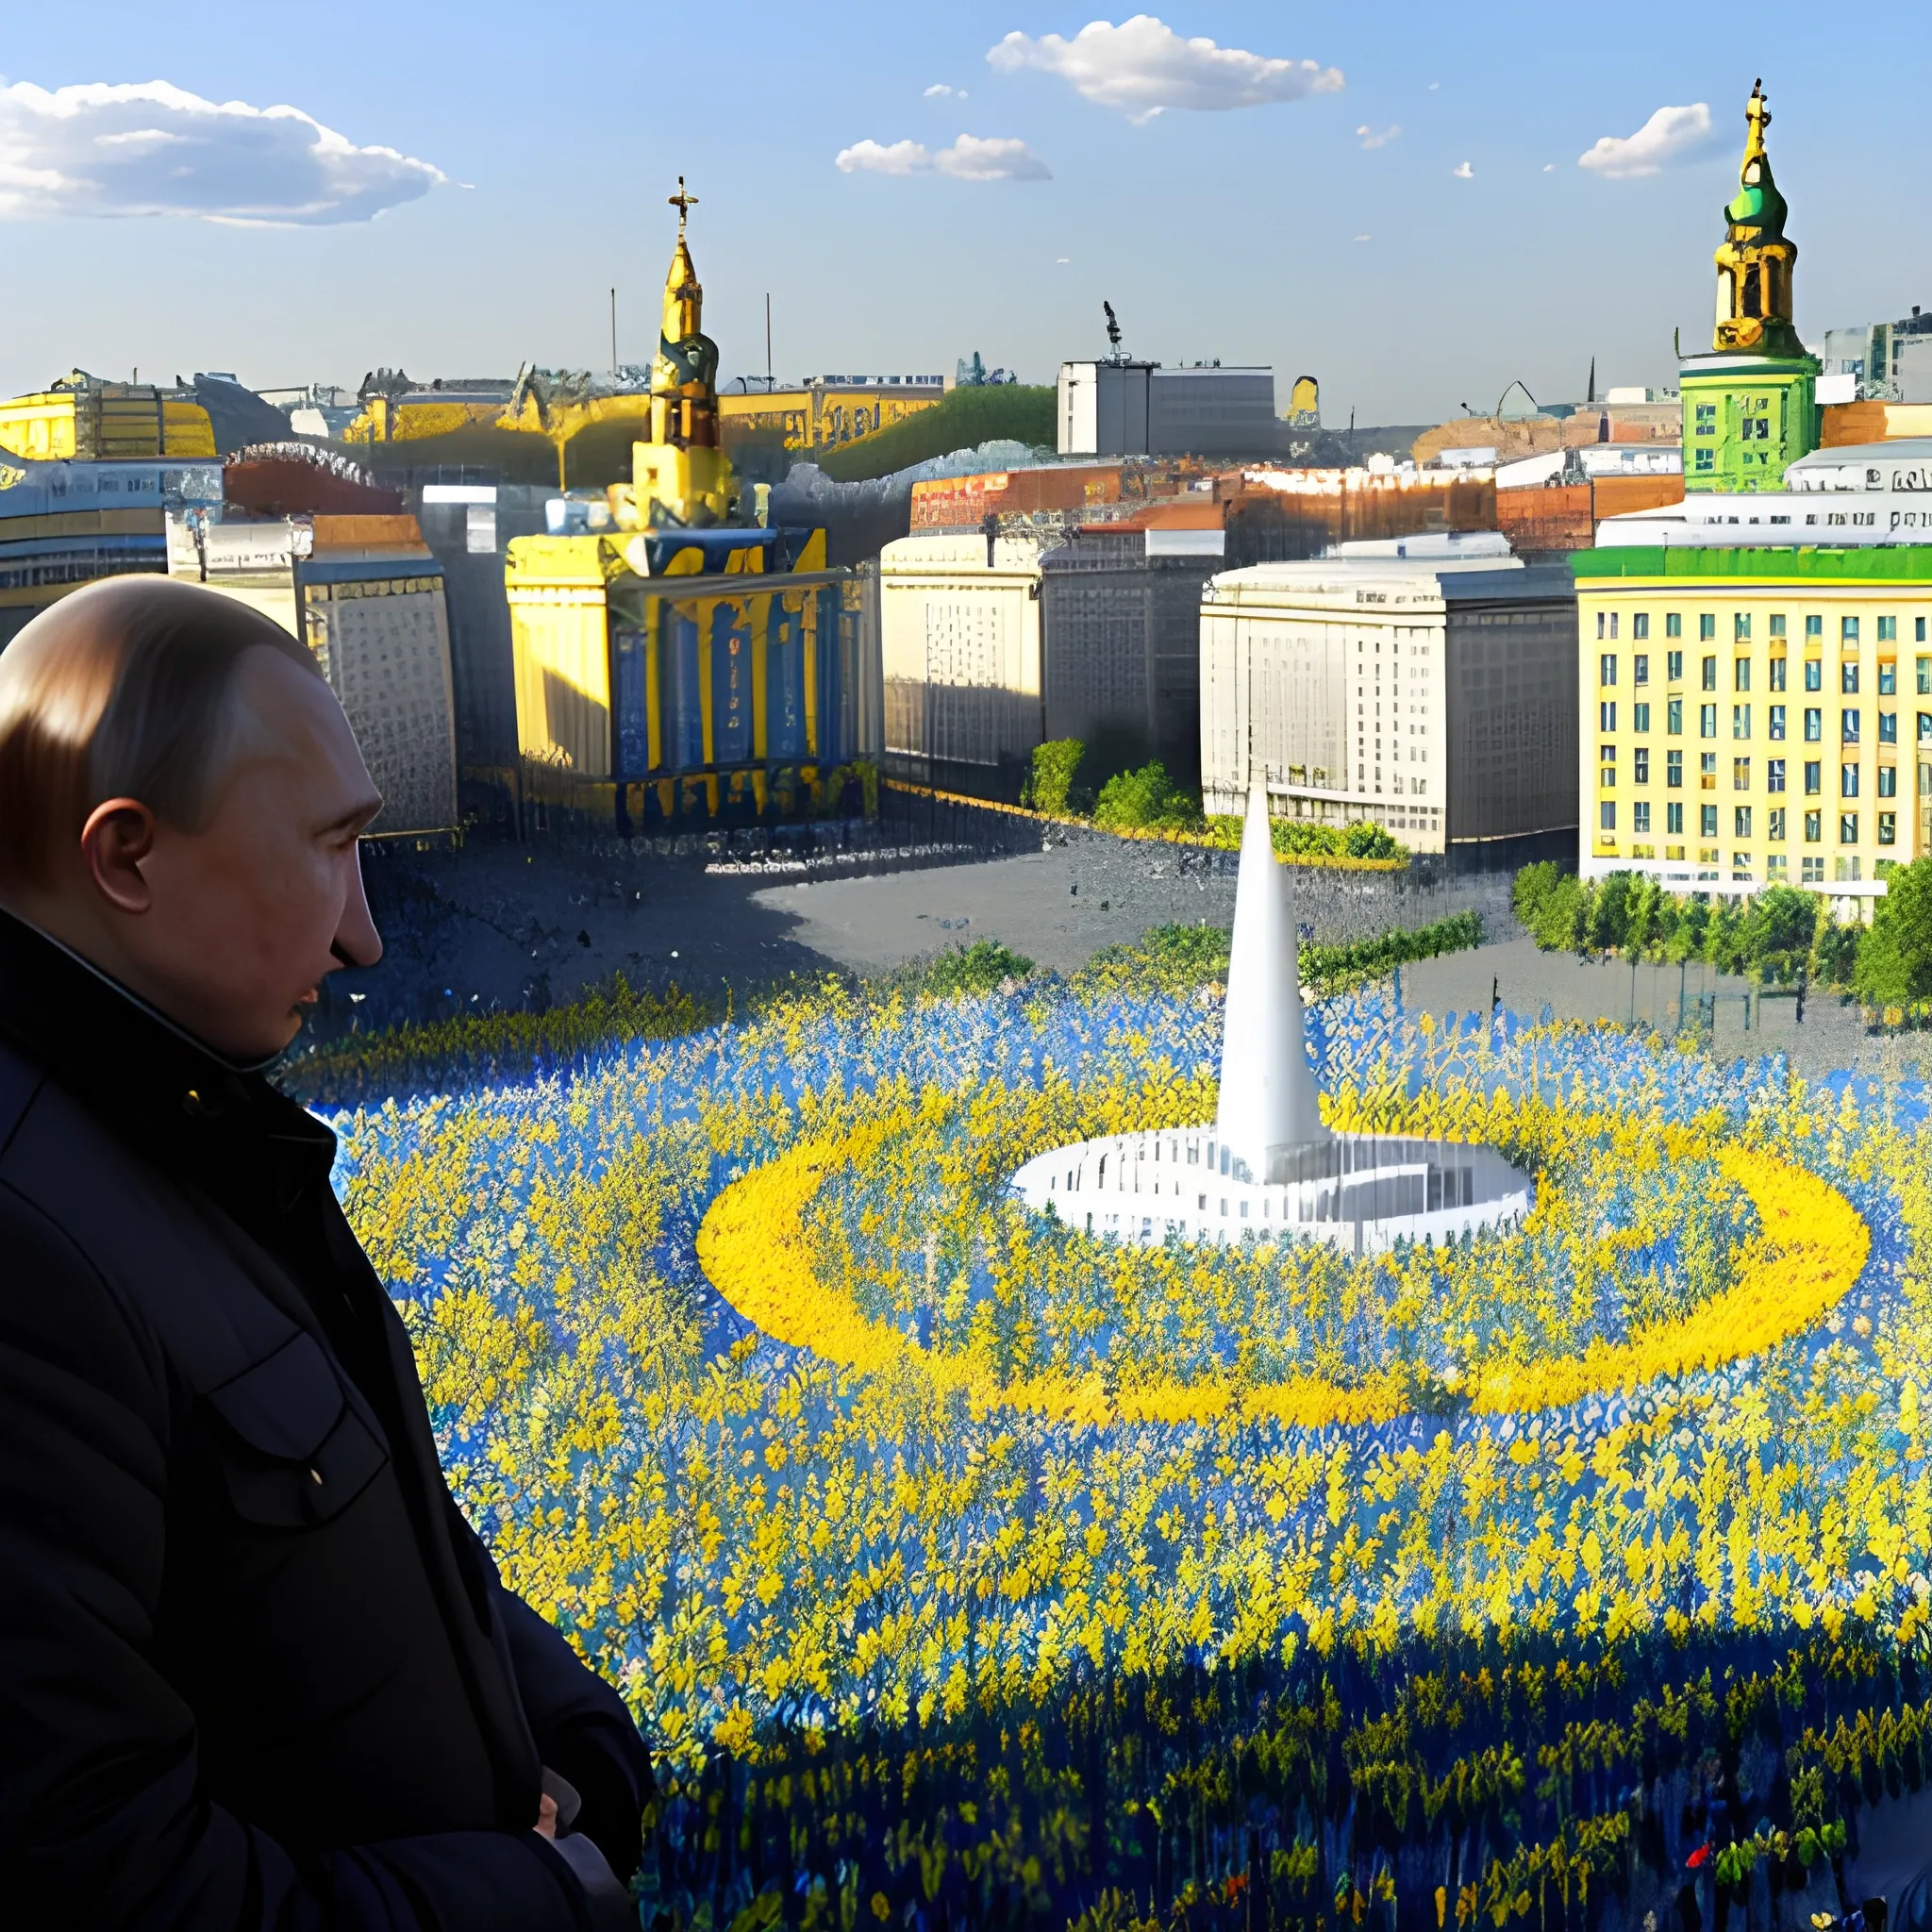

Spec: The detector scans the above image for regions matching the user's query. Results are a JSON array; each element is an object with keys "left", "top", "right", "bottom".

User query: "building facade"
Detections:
[
  {"left": 717, "top": 375, "right": 945, "bottom": 454},
  {"left": 1199, "top": 546, "right": 1578, "bottom": 855},
  {"left": 1576, "top": 547, "right": 1932, "bottom": 901},
  {"left": 878, "top": 530, "right": 1047, "bottom": 796},
  {"left": 1058, "top": 362, "right": 1279, "bottom": 458}
]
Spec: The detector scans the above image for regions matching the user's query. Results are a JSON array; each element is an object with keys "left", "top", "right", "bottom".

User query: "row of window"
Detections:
[
  {"left": 1601, "top": 753, "right": 1900, "bottom": 798},
  {"left": 1601, "top": 801, "right": 1896, "bottom": 843},
  {"left": 1600, "top": 653, "right": 1920, "bottom": 693},
  {"left": 1594, "top": 612, "right": 1923, "bottom": 644},
  {"left": 1596, "top": 701, "right": 1915, "bottom": 741}
]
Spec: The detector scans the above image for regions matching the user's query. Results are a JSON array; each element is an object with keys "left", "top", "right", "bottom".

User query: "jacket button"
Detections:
[{"left": 309, "top": 1468, "right": 324, "bottom": 1485}]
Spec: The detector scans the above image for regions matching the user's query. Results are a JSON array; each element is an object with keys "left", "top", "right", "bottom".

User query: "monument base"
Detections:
[{"left": 1010, "top": 1127, "right": 1532, "bottom": 1257}]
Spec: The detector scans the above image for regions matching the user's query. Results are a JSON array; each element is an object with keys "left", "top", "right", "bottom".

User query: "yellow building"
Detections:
[
  {"left": 504, "top": 184, "right": 878, "bottom": 828},
  {"left": 1576, "top": 547, "right": 1932, "bottom": 908},
  {"left": 716, "top": 377, "right": 945, "bottom": 454},
  {"left": 0, "top": 373, "right": 215, "bottom": 461}
]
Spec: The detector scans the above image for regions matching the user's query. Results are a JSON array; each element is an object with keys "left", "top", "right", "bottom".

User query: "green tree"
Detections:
[
  {"left": 1854, "top": 855, "right": 1932, "bottom": 1004},
  {"left": 1091, "top": 761, "right": 1204, "bottom": 834},
  {"left": 1586, "top": 873, "right": 1631, "bottom": 954},
  {"left": 1023, "top": 740, "right": 1087, "bottom": 816}
]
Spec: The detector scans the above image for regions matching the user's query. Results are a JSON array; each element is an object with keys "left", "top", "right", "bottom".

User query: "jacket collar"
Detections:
[{"left": 0, "top": 908, "right": 333, "bottom": 1178}]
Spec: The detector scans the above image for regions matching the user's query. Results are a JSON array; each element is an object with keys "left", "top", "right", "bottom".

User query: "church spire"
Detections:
[
  {"left": 1712, "top": 80, "right": 1802, "bottom": 358},
  {"left": 649, "top": 177, "right": 721, "bottom": 450}
]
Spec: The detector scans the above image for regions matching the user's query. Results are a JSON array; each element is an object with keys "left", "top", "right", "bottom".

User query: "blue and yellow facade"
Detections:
[{"left": 506, "top": 521, "right": 874, "bottom": 825}]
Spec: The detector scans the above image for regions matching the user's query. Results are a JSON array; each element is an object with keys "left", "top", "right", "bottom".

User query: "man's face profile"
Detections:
[
  {"left": 81, "top": 647, "right": 386, "bottom": 1059},
  {"left": 0, "top": 589, "right": 387, "bottom": 1062}
]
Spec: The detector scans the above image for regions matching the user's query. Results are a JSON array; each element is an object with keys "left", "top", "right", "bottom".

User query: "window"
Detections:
[
  {"left": 1769, "top": 704, "right": 1786, "bottom": 740},
  {"left": 1735, "top": 807, "right": 1753, "bottom": 839},
  {"left": 1733, "top": 705, "right": 1751, "bottom": 739},
  {"left": 1735, "top": 613, "right": 1752, "bottom": 642},
  {"left": 1805, "top": 810, "right": 1823, "bottom": 842},
  {"left": 1843, "top": 616, "right": 1861, "bottom": 644},
  {"left": 1842, "top": 763, "right": 1860, "bottom": 797},
  {"left": 1700, "top": 615, "right": 1717, "bottom": 642},
  {"left": 1921, "top": 619, "right": 1929, "bottom": 645},
  {"left": 1922, "top": 712, "right": 1932, "bottom": 742},
  {"left": 1667, "top": 698, "right": 1684, "bottom": 735},
  {"left": 1695, "top": 447, "right": 1715, "bottom": 474},
  {"left": 1880, "top": 616, "right": 1898, "bottom": 642},
  {"left": 1667, "top": 801, "right": 1684, "bottom": 834},
  {"left": 1881, "top": 811, "right": 1898, "bottom": 844},
  {"left": 1599, "top": 701, "right": 1617, "bottom": 731},
  {"left": 1770, "top": 614, "right": 1788, "bottom": 640},
  {"left": 1666, "top": 750, "right": 1683, "bottom": 787},
  {"left": 1881, "top": 710, "right": 1898, "bottom": 743},
  {"left": 1599, "top": 749, "right": 1616, "bottom": 786},
  {"left": 1700, "top": 705, "right": 1717, "bottom": 738},
  {"left": 1768, "top": 807, "right": 1786, "bottom": 842},
  {"left": 1843, "top": 662, "right": 1860, "bottom": 694},
  {"left": 1734, "top": 658, "right": 1751, "bottom": 691},
  {"left": 1806, "top": 615, "right": 1824, "bottom": 640},
  {"left": 1695, "top": 403, "right": 1716, "bottom": 431},
  {"left": 1599, "top": 652, "right": 1618, "bottom": 684},
  {"left": 1804, "top": 854, "right": 1824, "bottom": 879},
  {"left": 1837, "top": 856, "right": 1863, "bottom": 882},
  {"left": 1701, "top": 752, "right": 1717, "bottom": 784},
  {"left": 1633, "top": 614, "right": 1651, "bottom": 641},
  {"left": 1633, "top": 702, "right": 1651, "bottom": 732},
  {"left": 1634, "top": 747, "right": 1650, "bottom": 783},
  {"left": 1881, "top": 663, "right": 1898, "bottom": 696},
  {"left": 1805, "top": 659, "right": 1823, "bottom": 692},
  {"left": 1767, "top": 758, "right": 1786, "bottom": 792},
  {"left": 1805, "top": 708, "right": 1823, "bottom": 741},
  {"left": 1700, "top": 805, "right": 1718, "bottom": 836},
  {"left": 1701, "top": 655, "right": 1718, "bottom": 688},
  {"left": 1842, "top": 709, "right": 1860, "bottom": 743},
  {"left": 1879, "top": 765, "right": 1897, "bottom": 796},
  {"left": 1600, "top": 801, "right": 1616, "bottom": 832},
  {"left": 1841, "top": 812, "right": 1859, "bottom": 843},
  {"left": 1805, "top": 759, "right": 1822, "bottom": 795},
  {"left": 1634, "top": 653, "right": 1650, "bottom": 685},
  {"left": 1769, "top": 658, "right": 1787, "bottom": 691},
  {"left": 1922, "top": 657, "right": 1932, "bottom": 695},
  {"left": 1633, "top": 801, "right": 1651, "bottom": 833},
  {"left": 1730, "top": 757, "right": 1748, "bottom": 791},
  {"left": 1666, "top": 617, "right": 1683, "bottom": 642},
  {"left": 1768, "top": 854, "right": 1789, "bottom": 877}
]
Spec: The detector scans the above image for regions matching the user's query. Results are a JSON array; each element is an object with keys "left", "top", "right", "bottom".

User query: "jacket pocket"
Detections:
[{"left": 202, "top": 1331, "right": 387, "bottom": 1528}]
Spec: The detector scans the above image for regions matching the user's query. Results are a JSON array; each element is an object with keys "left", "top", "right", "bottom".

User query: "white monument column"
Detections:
[{"left": 1214, "top": 775, "right": 1329, "bottom": 1181}]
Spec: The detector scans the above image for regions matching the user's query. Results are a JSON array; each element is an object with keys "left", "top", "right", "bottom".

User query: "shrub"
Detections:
[
  {"left": 1202, "top": 814, "right": 1409, "bottom": 864},
  {"left": 920, "top": 940, "right": 1035, "bottom": 998},
  {"left": 1023, "top": 740, "right": 1087, "bottom": 817},
  {"left": 1091, "top": 761, "right": 1204, "bottom": 835},
  {"left": 1854, "top": 855, "right": 1932, "bottom": 1005},
  {"left": 1512, "top": 862, "right": 1562, "bottom": 930}
]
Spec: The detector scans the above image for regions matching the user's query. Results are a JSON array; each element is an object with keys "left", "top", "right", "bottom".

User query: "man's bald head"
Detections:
[
  {"left": 0, "top": 576, "right": 383, "bottom": 1060},
  {"left": 0, "top": 576, "right": 325, "bottom": 892}
]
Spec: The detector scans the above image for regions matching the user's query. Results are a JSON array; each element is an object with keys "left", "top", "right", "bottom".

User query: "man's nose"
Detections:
[{"left": 331, "top": 847, "right": 384, "bottom": 970}]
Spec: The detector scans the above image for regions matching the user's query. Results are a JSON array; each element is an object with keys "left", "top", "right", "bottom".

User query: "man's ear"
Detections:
[{"left": 79, "top": 798, "right": 158, "bottom": 914}]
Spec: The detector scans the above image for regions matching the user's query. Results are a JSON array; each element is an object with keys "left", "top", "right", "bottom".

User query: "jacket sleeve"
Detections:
[
  {"left": 477, "top": 1524, "right": 656, "bottom": 1890},
  {"left": 0, "top": 1182, "right": 612, "bottom": 1932}
]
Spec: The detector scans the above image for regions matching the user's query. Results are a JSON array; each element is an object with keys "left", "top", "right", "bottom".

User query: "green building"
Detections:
[{"left": 1680, "top": 83, "right": 1819, "bottom": 492}]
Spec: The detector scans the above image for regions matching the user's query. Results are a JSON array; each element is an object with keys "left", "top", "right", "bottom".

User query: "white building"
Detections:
[
  {"left": 877, "top": 529, "right": 1049, "bottom": 789},
  {"left": 1058, "top": 361, "right": 1278, "bottom": 458},
  {"left": 1198, "top": 539, "right": 1579, "bottom": 854}
]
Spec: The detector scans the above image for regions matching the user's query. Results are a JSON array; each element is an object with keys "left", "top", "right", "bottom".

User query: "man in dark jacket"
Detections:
[{"left": 0, "top": 578, "right": 652, "bottom": 1928}]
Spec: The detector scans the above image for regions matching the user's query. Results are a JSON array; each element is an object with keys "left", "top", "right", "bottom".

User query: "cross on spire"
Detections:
[{"left": 668, "top": 176, "right": 698, "bottom": 234}]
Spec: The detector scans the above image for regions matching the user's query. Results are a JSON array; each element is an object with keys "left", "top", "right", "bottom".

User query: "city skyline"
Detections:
[{"left": 2, "top": 2, "right": 1923, "bottom": 427}]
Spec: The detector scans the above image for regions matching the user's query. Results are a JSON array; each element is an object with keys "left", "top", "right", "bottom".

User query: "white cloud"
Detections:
[
  {"left": 835, "top": 134, "right": 1050, "bottom": 181},
  {"left": 1452, "top": 160, "right": 1474, "bottom": 178},
  {"left": 1354, "top": 233, "right": 1371, "bottom": 242},
  {"left": 1056, "top": 256, "right": 1071, "bottom": 262},
  {"left": 1543, "top": 162, "right": 1556, "bottom": 173},
  {"left": 1356, "top": 123, "right": 1399, "bottom": 149},
  {"left": 987, "top": 15, "right": 1341, "bottom": 125},
  {"left": 1577, "top": 102, "right": 1717, "bottom": 179},
  {"left": 924, "top": 84, "right": 954, "bottom": 97},
  {"left": 835, "top": 138, "right": 930, "bottom": 175},
  {"left": 0, "top": 78, "right": 443, "bottom": 224}
]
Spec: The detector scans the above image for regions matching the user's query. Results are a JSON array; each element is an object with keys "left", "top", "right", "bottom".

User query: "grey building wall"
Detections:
[
  {"left": 1441, "top": 568, "right": 1579, "bottom": 844},
  {"left": 410, "top": 485, "right": 553, "bottom": 818}
]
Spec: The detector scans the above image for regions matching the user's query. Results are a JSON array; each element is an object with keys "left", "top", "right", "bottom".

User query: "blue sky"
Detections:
[{"left": 3, "top": 4, "right": 1924, "bottom": 426}]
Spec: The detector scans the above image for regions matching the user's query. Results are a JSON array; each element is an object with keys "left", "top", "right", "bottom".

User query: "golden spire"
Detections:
[
  {"left": 649, "top": 176, "right": 720, "bottom": 450},
  {"left": 1712, "top": 80, "right": 1801, "bottom": 358}
]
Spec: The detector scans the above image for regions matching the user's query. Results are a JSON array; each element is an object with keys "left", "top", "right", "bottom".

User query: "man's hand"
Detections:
[{"left": 534, "top": 1793, "right": 559, "bottom": 1840}]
